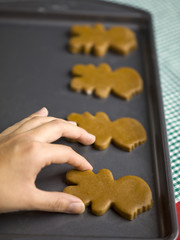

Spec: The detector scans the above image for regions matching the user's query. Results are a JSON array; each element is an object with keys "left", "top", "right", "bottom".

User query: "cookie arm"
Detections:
[
  {"left": 72, "top": 64, "right": 95, "bottom": 76},
  {"left": 64, "top": 170, "right": 95, "bottom": 206},
  {"left": 65, "top": 169, "right": 93, "bottom": 184},
  {"left": 70, "top": 25, "right": 91, "bottom": 35},
  {"left": 63, "top": 186, "right": 91, "bottom": 206},
  {"left": 70, "top": 77, "right": 95, "bottom": 94}
]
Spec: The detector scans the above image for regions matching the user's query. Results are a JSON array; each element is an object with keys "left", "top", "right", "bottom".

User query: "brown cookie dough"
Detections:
[
  {"left": 71, "top": 63, "right": 143, "bottom": 100},
  {"left": 63, "top": 169, "right": 153, "bottom": 220},
  {"left": 69, "top": 23, "right": 137, "bottom": 56},
  {"left": 67, "top": 112, "right": 147, "bottom": 151}
]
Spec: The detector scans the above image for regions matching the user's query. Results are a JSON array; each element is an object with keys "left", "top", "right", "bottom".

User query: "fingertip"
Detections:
[
  {"left": 82, "top": 131, "right": 96, "bottom": 145},
  {"left": 76, "top": 154, "right": 93, "bottom": 171},
  {"left": 66, "top": 200, "right": 85, "bottom": 214},
  {"left": 35, "top": 107, "right": 48, "bottom": 116},
  {"left": 90, "top": 165, "right": 93, "bottom": 171},
  {"left": 86, "top": 161, "right": 93, "bottom": 171},
  {"left": 87, "top": 133, "right": 96, "bottom": 143},
  {"left": 85, "top": 163, "right": 93, "bottom": 172}
]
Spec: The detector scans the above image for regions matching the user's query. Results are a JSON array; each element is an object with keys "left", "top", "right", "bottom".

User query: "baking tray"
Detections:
[{"left": 0, "top": 0, "right": 178, "bottom": 239}]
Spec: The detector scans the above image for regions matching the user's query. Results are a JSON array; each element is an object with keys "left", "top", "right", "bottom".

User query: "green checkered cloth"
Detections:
[{"left": 105, "top": 0, "right": 180, "bottom": 202}]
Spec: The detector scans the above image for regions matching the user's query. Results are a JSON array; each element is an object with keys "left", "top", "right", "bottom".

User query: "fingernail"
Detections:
[
  {"left": 88, "top": 133, "right": 96, "bottom": 142},
  {"left": 67, "top": 202, "right": 85, "bottom": 214},
  {"left": 68, "top": 121, "right": 77, "bottom": 126},
  {"left": 87, "top": 162, "right": 93, "bottom": 171},
  {"left": 37, "top": 107, "right": 48, "bottom": 114}
]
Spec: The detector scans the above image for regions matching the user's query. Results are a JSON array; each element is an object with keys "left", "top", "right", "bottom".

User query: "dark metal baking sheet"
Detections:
[{"left": 0, "top": 0, "right": 178, "bottom": 239}]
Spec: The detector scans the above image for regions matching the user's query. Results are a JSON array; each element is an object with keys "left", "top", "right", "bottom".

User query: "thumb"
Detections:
[{"left": 31, "top": 189, "right": 85, "bottom": 214}]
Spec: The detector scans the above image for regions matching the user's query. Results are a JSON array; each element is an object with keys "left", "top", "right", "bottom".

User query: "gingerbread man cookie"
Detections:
[
  {"left": 69, "top": 23, "right": 137, "bottom": 56},
  {"left": 71, "top": 63, "right": 143, "bottom": 100},
  {"left": 63, "top": 169, "right": 153, "bottom": 220},
  {"left": 67, "top": 112, "right": 147, "bottom": 151}
]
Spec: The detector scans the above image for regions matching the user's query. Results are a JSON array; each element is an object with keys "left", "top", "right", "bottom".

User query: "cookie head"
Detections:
[
  {"left": 112, "top": 117, "right": 147, "bottom": 151},
  {"left": 108, "top": 26, "right": 137, "bottom": 55}
]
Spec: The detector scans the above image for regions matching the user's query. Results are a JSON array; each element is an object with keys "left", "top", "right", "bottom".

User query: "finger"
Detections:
[
  {"left": 14, "top": 118, "right": 77, "bottom": 135},
  {"left": 27, "top": 119, "right": 96, "bottom": 145},
  {"left": 35, "top": 143, "right": 93, "bottom": 171},
  {"left": 0, "top": 107, "right": 48, "bottom": 136},
  {"left": 14, "top": 116, "right": 56, "bottom": 134},
  {"left": 31, "top": 189, "right": 85, "bottom": 214}
]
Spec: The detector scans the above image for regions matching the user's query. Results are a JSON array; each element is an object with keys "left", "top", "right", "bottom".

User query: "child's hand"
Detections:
[{"left": 0, "top": 108, "right": 95, "bottom": 214}]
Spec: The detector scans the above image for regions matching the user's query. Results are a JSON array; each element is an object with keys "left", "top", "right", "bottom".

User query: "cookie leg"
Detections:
[
  {"left": 91, "top": 198, "right": 111, "bottom": 216},
  {"left": 93, "top": 42, "right": 109, "bottom": 57},
  {"left": 94, "top": 135, "right": 112, "bottom": 150},
  {"left": 94, "top": 87, "right": 111, "bottom": 98},
  {"left": 112, "top": 202, "right": 134, "bottom": 220}
]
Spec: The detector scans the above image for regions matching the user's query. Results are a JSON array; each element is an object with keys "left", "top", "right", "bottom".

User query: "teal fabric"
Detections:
[{"left": 104, "top": 0, "right": 180, "bottom": 202}]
